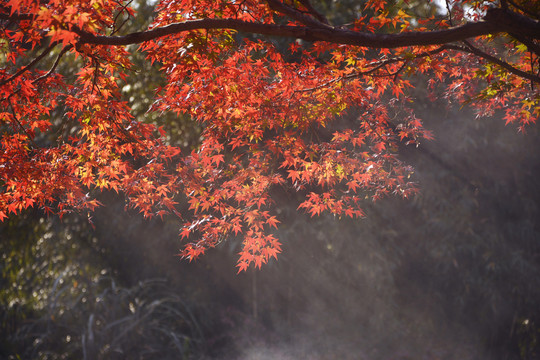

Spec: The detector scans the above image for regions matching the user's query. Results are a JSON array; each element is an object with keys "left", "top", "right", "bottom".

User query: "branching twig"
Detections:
[
  {"left": 1, "top": 45, "right": 72, "bottom": 103},
  {"left": 461, "top": 40, "right": 540, "bottom": 84},
  {"left": 0, "top": 44, "right": 56, "bottom": 86},
  {"left": 34, "top": 45, "right": 73, "bottom": 83},
  {"left": 393, "top": 60, "right": 409, "bottom": 82},
  {"left": 111, "top": 0, "right": 134, "bottom": 36},
  {"left": 445, "top": 0, "right": 454, "bottom": 26},
  {"left": 295, "top": 46, "right": 451, "bottom": 93}
]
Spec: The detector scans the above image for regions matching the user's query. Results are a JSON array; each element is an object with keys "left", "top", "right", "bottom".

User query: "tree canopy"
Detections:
[{"left": 1, "top": 0, "right": 539, "bottom": 271}]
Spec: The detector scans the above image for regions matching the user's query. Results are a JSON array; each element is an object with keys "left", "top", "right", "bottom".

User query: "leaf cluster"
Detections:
[{"left": 0, "top": 0, "right": 538, "bottom": 269}]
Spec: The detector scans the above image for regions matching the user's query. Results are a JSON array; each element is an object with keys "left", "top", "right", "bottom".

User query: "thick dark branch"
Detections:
[
  {"left": 72, "top": 8, "right": 538, "bottom": 48},
  {"left": 3, "top": 5, "right": 539, "bottom": 84},
  {"left": 483, "top": 7, "right": 540, "bottom": 35},
  {"left": 76, "top": 17, "right": 499, "bottom": 48}
]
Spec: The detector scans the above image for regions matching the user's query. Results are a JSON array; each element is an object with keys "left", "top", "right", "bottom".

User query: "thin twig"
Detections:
[
  {"left": 530, "top": 51, "right": 535, "bottom": 90},
  {"left": 33, "top": 45, "right": 73, "bottom": 83},
  {"left": 393, "top": 60, "right": 409, "bottom": 82},
  {"left": 110, "top": 0, "right": 134, "bottom": 36},
  {"left": 91, "top": 57, "right": 101, "bottom": 94},
  {"left": 445, "top": 0, "right": 454, "bottom": 26}
]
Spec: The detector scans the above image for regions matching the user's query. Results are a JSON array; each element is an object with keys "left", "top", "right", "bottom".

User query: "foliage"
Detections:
[{"left": 0, "top": 0, "right": 539, "bottom": 270}]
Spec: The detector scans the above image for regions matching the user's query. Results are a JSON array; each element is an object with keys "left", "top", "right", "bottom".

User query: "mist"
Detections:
[
  {"left": 96, "top": 105, "right": 540, "bottom": 359},
  {"left": 2, "top": 103, "right": 539, "bottom": 359}
]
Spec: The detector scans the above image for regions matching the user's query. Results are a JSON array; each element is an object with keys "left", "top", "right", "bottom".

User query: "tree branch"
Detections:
[
  {"left": 0, "top": 8, "right": 33, "bottom": 21},
  {"left": 3, "top": 5, "right": 538, "bottom": 49},
  {"left": 0, "top": 44, "right": 57, "bottom": 86},
  {"left": 3, "top": 6, "right": 539, "bottom": 84},
  {"left": 70, "top": 7, "right": 537, "bottom": 49},
  {"left": 295, "top": 46, "right": 452, "bottom": 93},
  {"left": 34, "top": 45, "right": 72, "bottom": 83},
  {"left": 459, "top": 41, "right": 540, "bottom": 84},
  {"left": 74, "top": 17, "right": 493, "bottom": 48},
  {"left": 0, "top": 45, "right": 72, "bottom": 103}
]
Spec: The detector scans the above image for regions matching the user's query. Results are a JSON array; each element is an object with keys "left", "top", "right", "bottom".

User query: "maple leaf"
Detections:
[
  {"left": 49, "top": 29, "right": 78, "bottom": 48},
  {"left": 266, "top": 216, "right": 279, "bottom": 229},
  {"left": 236, "top": 261, "right": 249, "bottom": 273},
  {"left": 287, "top": 170, "right": 300, "bottom": 183},
  {"left": 211, "top": 154, "right": 225, "bottom": 166},
  {"left": 347, "top": 180, "right": 360, "bottom": 193}
]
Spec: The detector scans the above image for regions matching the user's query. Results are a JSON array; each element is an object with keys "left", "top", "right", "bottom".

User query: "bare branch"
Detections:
[
  {"left": 33, "top": 45, "right": 73, "bottom": 83},
  {"left": 0, "top": 45, "right": 72, "bottom": 103},
  {"left": 111, "top": 0, "right": 134, "bottom": 36}
]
